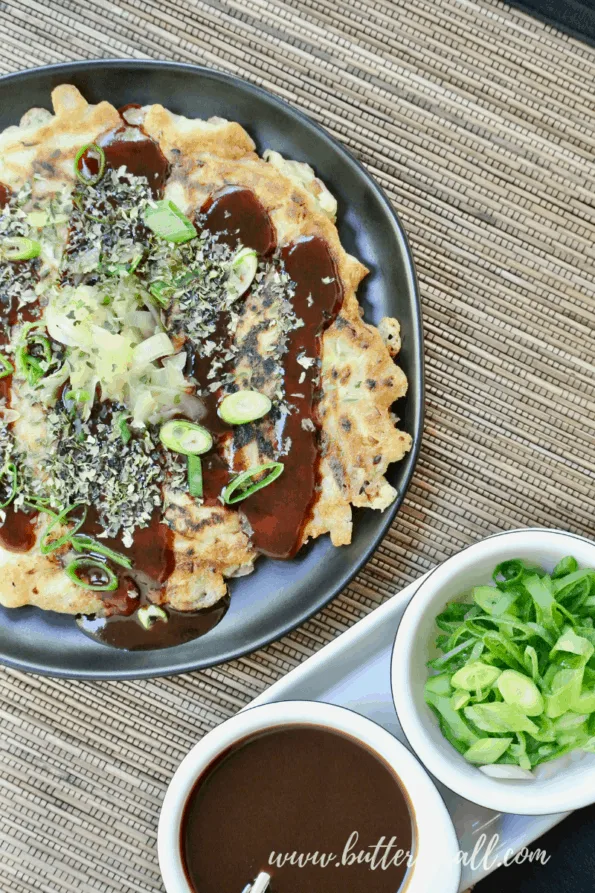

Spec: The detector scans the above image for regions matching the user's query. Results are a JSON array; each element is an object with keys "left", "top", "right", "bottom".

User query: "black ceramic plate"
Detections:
[{"left": 0, "top": 60, "right": 423, "bottom": 679}]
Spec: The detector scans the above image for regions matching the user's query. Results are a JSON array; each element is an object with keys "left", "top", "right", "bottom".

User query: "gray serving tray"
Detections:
[{"left": 249, "top": 573, "right": 568, "bottom": 890}]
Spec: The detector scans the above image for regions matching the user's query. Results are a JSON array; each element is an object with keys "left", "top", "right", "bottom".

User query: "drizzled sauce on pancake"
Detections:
[
  {"left": 0, "top": 112, "right": 344, "bottom": 648},
  {"left": 196, "top": 188, "right": 343, "bottom": 559},
  {"left": 73, "top": 109, "right": 228, "bottom": 648}
]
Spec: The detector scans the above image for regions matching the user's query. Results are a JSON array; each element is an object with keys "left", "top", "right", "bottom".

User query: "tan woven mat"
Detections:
[{"left": 1, "top": 1, "right": 595, "bottom": 890}]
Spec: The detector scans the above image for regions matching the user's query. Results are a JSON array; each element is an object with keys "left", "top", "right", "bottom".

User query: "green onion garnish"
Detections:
[
  {"left": 103, "top": 253, "right": 143, "bottom": 277},
  {"left": 222, "top": 461, "right": 284, "bottom": 505},
  {"left": 144, "top": 200, "right": 197, "bottom": 244},
  {"left": 70, "top": 534, "right": 132, "bottom": 569},
  {"left": 65, "top": 557, "right": 118, "bottom": 592},
  {"left": 227, "top": 247, "right": 258, "bottom": 299},
  {"left": 148, "top": 280, "right": 171, "bottom": 306},
  {"left": 16, "top": 328, "right": 53, "bottom": 387},
  {"left": 0, "top": 353, "right": 14, "bottom": 380},
  {"left": 40, "top": 503, "right": 87, "bottom": 555},
  {"left": 0, "top": 463, "right": 18, "bottom": 508},
  {"left": 64, "top": 389, "right": 91, "bottom": 405},
  {"left": 128, "top": 252, "right": 143, "bottom": 274},
  {"left": 218, "top": 390, "right": 272, "bottom": 425},
  {"left": 116, "top": 413, "right": 132, "bottom": 444},
  {"left": 425, "top": 556, "right": 595, "bottom": 773},
  {"left": 187, "top": 455, "right": 203, "bottom": 498},
  {"left": 74, "top": 143, "right": 106, "bottom": 186},
  {"left": 0, "top": 237, "right": 41, "bottom": 262},
  {"left": 137, "top": 604, "right": 168, "bottom": 629},
  {"left": 159, "top": 420, "right": 212, "bottom": 456}
]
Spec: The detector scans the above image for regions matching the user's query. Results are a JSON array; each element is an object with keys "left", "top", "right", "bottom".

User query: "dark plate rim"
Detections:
[{"left": 0, "top": 59, "right": 424, "bottom": 679}]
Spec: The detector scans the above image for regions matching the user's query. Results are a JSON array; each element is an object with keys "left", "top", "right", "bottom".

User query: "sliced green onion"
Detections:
[
  {"left": 31, "top": 334, "right": 52, "bottom": 365},
  {"left": 425, "top": 690, "right": 479, "bottom": 747},
  {"left": 159, "top": 420, "right": 212, "bottom": 456},
  {"left": 424, "top": 673, "right": 452, "bottom": 696},
  {"left": 24, "top": 496, "right": 55, "bottom": 513},
  {"left": 0, "top": 353, "right": 14, "bottom": 379},
  {"left": 227, "top": 247, "right": 258, "bottom": 298},
  {"left": 222, "top": 461, "right": 284, "bottom": 505},
  {"left": 493, "top": 559, "right": 532, "bottom": 590},
  {"left": 473, "top": 585, "right": 517, "bottom": 616},
  {"left": 74, "top": 143, "right": 106, "bottom": 186},
  {"left": 65, "top": 557, "right": 118, "bottom": 592},
  {"left": 427, "top": 554, "right": 595, "bottom": 771},
  {"left": 65, "top": 389, "right": 91, "bottom": 404},
  {"left": 0, "top": 462, "right": 18, "bottom": 508},
  {"left": 497, "top": 669, "right": 544, "bottom": 716},
  {"left": 0, "top": 237, "right": 41, "bottom": 261},
  {"left": 40, "top": 503, "right": 87, "bottom": 555},
  {"left": 70, "top": 534, "right": 132, "bottom": 569},
  {"left": 144, "top": 200, "right": 197, "bottom": 244},
  {"left": 451, "top": 690, "right": 470, "bottom": 711},
  {"left": 451, "top": 661, "right": 501, "bottom": 691},
  {"left": 116, "top": 413, "right": 131, "bottom": 444},
  {"left": 464, "top": 703, "right": 539, "bottom": 735},
  {"left": 128, "top": 253, "right": 143, "bottom": 274},
  {"left": 137, "top": 603, "right": 168, "bottom": 629},
  {"left": 148, "top": 280, "right": 171, "bottom": 306},
  {"left": 464, "top": 738, "right": 513, "bottom": 765},
  {"left": 16, "top": 323, "right": 53, "bottom": 387},
  {"left": 16, "top": 349, "right": 43, "bottom": 387},
  {"left": 218, "top": 390, "right": 272, "bottom": 425},
  {"left": 552, "top": 556, "right": 578, "bottom": 579},
  {"left": 187, "top": 455, "right": 203, "bottom": 498}
]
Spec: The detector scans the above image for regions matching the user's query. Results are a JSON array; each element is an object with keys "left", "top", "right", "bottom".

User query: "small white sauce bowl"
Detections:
[
  {"left": 159, "top": 700, "right": 461, "bottom": 893},
  {"left": 392, "top": 528, "right": 595, "bottom": 815}
]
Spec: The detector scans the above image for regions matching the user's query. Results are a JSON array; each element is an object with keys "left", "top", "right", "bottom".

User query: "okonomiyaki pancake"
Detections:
[{"left": 0, "top": 85, "right": 411, "bottom": 649}]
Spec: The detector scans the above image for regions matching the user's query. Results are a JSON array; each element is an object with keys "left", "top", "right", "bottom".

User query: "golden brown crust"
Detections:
[
  {"left": 0, "top": 85, "right": 121, "bottom": 198},
  {"left": 142, "top": 104, "right": 256, "bottom": 161},
  {"left": 0, "top": 524, "right": 104, "bottom": 614},
  {"left": 161, "top": 491, "right": 256, "bottom": 610}
]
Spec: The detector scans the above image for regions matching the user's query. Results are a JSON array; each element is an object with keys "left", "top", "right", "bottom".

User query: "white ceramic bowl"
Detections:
[
  {"left": 392, "top": 528, "right": 595, "bottom": 815},
  {"left": 159, "top": 700, "right": 461, "bottom": 893}
]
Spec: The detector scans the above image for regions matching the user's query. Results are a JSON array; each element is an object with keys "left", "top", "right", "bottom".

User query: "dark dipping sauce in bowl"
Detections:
[{"left": 181, "top": 725, "right": 415, "bottom": 893}]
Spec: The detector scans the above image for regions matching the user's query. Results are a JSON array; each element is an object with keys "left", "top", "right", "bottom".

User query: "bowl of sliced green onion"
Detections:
[{"left": 391, "top": 528, "right": 595, "bottom": 814}]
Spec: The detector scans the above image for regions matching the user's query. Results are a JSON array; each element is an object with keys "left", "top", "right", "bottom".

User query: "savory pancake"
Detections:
[{"left": 0, "top": 86, "right": 411, "bottom": 647}]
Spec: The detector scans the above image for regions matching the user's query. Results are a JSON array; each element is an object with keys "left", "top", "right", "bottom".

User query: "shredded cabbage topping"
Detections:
[{"left": 43, "top": 278, "right": 187, "bottom": 426}]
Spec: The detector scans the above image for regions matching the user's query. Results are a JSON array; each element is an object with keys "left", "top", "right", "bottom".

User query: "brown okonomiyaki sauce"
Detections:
[
  {"left": 0, "top": 182, "right": 43, "bottom": 552},
  {"left": 181, "top": 725, "right": 415, "bottom": 893},
  {"left": 76, "top": 104, "right": 170, "bottom": 198},
  {"left": 1, "top": 116, "right": 344, "bottom": 648},
  {"left": 0, "top": 183, "right": 11, "bottom": 209},
  {"left": 75, "top": 109, "right": 229, "bottom": 648},
  {"left": 198, "top": 187, "right": 343, "bottom": 559}
]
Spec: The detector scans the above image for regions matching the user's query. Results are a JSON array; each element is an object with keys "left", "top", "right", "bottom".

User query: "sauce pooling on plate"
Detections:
[{"left": 181, "top": 725, "right": 415, "bottom": 893}]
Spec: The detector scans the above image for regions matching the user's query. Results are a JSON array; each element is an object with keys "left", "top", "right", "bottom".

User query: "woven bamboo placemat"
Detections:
[{"left": 1, "top": 1, "right": 594, "bottom": 890}]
